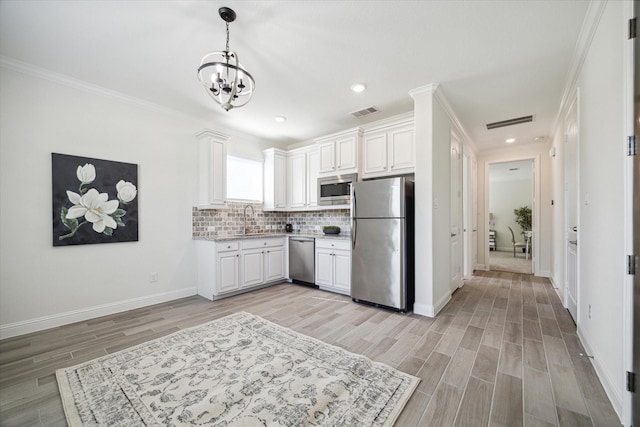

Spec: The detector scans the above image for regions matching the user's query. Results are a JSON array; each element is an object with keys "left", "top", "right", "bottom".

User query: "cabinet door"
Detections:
[
  {"left": 274, "top": 154, "right": 287, "bottom": 208},
  {"left": 336, "top": 136, "right": 357, "bottom": 171},
  {"left": 333, "top": 250, "right": 351, "bottom": 292},
  {"left": 241, "top": 249, "right": 264, "bottom": 288},
  {"left": 287, "top": 153, "right": 307, "bottom": 208},
  {"left": 197, "top": 137, "right": 227, "bottom": 206},
  {"left": 318, "top": 142, "right": 335, "bottom": 173},
  {"left": 265, "top": 247, "right": 285, "bottom": 282},
  {"left": 389, "top": 126, "right": 414, "bottom": 172},
  {"left": 307, "top": 150, "right": 320, "bottom": 207},
  {"left": 315, "top": 249, "right": 334, "bottom": 287},
  {"left": 362, "top": 132, "right": 388, "bottom": 176},
  {"left": 217, "top": 252, "right": 239, "bottom": 293}
]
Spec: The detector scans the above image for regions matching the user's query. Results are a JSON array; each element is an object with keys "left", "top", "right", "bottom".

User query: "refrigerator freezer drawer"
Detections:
[{"left": 351, "top": 218, "right": 406, "bottom": 310}]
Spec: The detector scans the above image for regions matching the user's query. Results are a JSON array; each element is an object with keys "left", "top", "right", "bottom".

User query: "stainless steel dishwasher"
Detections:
[{"left": 289, "top": 237, "right": 316, "bottom": 287}]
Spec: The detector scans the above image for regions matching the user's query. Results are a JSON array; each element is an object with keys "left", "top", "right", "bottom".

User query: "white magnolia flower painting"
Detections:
[{"left": 52, "top": 153, "right": 138, "bottom": 246}]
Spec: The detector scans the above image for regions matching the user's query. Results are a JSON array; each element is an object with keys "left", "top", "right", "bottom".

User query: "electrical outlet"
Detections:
[
  {"left": 150, "top": 272, "right": 158, "bottom": 283},
  {"left": 207, "top": 226, "right": 215, "bottom": 232},
  {"left": 588, "top": 304, "right": 592, "bottom": 319}
]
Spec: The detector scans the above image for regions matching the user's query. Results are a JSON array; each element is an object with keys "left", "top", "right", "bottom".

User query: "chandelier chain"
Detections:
[{"left": 225, "top": 21, "right": 230, "bottom": 52}]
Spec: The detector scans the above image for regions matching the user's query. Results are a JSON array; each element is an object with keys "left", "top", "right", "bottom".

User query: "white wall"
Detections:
[
  {"left": 0, "top": 67, "right": 206, "bottom": 337},
  {"left": 489, "top": 176, "right": 533, "bottom": 250},
  {"left": 570, "top": 0, "right": 625, "bottom": 414},
  {"left": 550, "top": 124, "right": 565, "bottom": 295},
  {"left": 411, "top": 84, "right": 475, "bottom": 317},
  {"left": 411, "top": 86, "right": 436, "bottom": 316}
]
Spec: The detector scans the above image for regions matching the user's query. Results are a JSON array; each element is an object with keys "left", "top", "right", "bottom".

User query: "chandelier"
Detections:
[{"left": 197, "top": 7, "right": 255, "bottom": 111}]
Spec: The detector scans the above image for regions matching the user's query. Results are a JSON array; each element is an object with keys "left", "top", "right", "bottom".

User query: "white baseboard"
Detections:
[
  {"left": 0, "top": 287, "right": 197, "bottom": 339},
  {"left": 475, "top": 264, "right": 488, "bottom": 271},
  {"left": 414, "top": 292, "right": 451, "bottom": 318},
  {"left": 538, "top": 269, "right": 551, "bottom": 278},
  {"left": 548, "top": 276, "right": 564, "bottom": 303},
  {"left": 576, "top": 328, "right": 623, "bottom": 422}
]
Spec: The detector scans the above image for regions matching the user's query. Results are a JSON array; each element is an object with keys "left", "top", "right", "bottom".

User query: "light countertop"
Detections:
[{"left": 194, "top": 232, "right": 350, "bottom": 242}]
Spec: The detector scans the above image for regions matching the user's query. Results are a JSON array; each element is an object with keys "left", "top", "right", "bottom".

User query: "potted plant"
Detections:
[
  {"left": 513, "top": 205, "right": 532, "bottom": 248},
  {"left": 513, "top": 206, "right": 532, "bottom": 232}
]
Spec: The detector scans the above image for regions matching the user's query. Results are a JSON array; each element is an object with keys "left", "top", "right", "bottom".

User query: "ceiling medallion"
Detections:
[{"left": 197, "top": 7, "right": 255, "bottom": 111}]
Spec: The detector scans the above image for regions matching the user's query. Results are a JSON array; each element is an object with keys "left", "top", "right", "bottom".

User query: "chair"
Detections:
[{"left": 507, "top": 226, "right": 526, "bottom": 258}]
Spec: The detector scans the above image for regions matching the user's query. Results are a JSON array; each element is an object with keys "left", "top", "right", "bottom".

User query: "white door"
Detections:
[
  {"left": 462, "top": 153, "right": 471, "bottom": 278},
  {"left": 336, "top": 136, "right": 357, "bottom": 171},
  {"left": 217, "top": 252, "right": 239, "bottom": 293},
  {"left": 307, "top": 150, "right": 320, "bottom": 207},
  {"left": 265, "top": 247, "right": 285, "bottom": 281},
  {"left": 315, "top": 249, "right": 334, "bottom": 287},
  {"left": 288, "top": 153, "right": 306, "bottom": 208},
  {"left": 565, "top": 95, "right": 579, "bottom": 321},
  {"left": 333, "top": 250, "right": 351, "bottom": 292},
  {"left": 450, "top": 132, "right": 463, "bottom": 291},
  {"left": 389, "top": 126, "right": 414, "bottom": 172},
  {"left": 241, "top": 249, "right": 264, "bottom": 288},
  {"left": 362, "top": 132, "right": 388, "bottom": 175}
]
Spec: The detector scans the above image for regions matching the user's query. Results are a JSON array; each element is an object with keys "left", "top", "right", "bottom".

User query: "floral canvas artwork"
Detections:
[{"left": 52, "top": 153, "right": 138, "bottom": 246}]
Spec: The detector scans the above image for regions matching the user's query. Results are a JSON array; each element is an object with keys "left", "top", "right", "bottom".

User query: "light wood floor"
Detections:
[
  {"left": 490, "top": 250, "right": 532, "bottom": 275},
  {"left": 0, "top": 271, "right": 620, "bottom": 426}
]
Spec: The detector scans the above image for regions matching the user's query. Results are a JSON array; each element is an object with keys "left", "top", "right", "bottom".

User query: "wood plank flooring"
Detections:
[{"left": 0, "top": 271, "right": 620, "bottom": 426}]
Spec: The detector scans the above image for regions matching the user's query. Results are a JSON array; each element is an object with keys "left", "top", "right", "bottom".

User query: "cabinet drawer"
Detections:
[
  {"left": 316, "top": 238, "right": 350, "bottom": 251},
  {"left": 217, "top": 241, "right": 239, "bottom": 252},
  {"left": 241, "top": 237, "right": 284, "bottom": 250}
]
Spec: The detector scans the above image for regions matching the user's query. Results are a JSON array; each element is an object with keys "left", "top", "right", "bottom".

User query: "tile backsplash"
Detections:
[
  {"left": 286, "top": 210, "right": 351, "bottom": 234},
  {"left": 192, "top": 203, "right": 351, "bottom": 239}
]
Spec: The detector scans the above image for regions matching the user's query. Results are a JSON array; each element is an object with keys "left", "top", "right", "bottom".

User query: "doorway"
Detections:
[{"left": 488, "top": 159, "right": 534, "bottom": 274}]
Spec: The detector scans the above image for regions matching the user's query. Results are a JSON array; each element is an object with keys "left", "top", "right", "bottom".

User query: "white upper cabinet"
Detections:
[
  {"left": 196, "top": 129, "right": 228, "bottom": 208},
  {"left": 315, "top": 129, "right": 361, "bottom": 175},
  {"left": 307, "top": 149, "right": 320, "bottom": 207},
  {"left": 263, "top": 148, "right": 287, "bottom": 211},
  {"left": 287, "top": 152, "right": 307, "bottom": 208},
  {"left": 286, "top": 146, "right": 320, "bottom": 210},
  {"left": 361, "top": 116, "right": 414, "bottom": 179}
]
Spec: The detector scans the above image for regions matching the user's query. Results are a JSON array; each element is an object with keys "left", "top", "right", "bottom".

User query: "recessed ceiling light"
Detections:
[
  {"left": 274, "top": 115, "right": 287, "bottom": 123},
  {"left": 350, "top": 83, "right": 367, "bottom": 93},
  {"left": 506, "top": 138, "right": 516, "bottom": 143}
]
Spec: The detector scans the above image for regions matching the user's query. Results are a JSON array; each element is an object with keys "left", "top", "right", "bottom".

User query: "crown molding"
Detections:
[
  {"left": 408, "top": 83, "right": 438, "bottom": 99},
  {"left": 551, "top": 0, "right": 607, "bottom": 135},
  {"left": 0, "top": 55, "right": 198, "bottom": 122},
  {"left": 195, "top": 128, "right": 229, "bottom": 142},
  {"left": 433, "top": 85, "right": 479, "bottom": 155}
]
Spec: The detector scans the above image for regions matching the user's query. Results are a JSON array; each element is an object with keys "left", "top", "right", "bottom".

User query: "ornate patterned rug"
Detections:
[{"left": 56, "top": 312, "right": 419, "bottom": 426}]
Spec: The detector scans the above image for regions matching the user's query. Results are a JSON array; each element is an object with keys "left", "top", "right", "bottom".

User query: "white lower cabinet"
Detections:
[
  {"left": 217, "top": 250, "right": 240, "bottom": 293},
  {"left": 265, "top": 246, "right": 285, "bottom": 282},
  {"left": 197, "top": 237, "right": 286, "bottom": 300},
  {"left": 315, "top": 238, "right": 351, "bottom": 295},
  {"left": 240, "top": 248, "right": 265, "bottom": 288}
]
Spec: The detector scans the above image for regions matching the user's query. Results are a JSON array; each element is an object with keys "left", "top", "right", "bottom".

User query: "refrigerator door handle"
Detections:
[{"left": 352, "top": 218, "right": 357, "bottom": 248}]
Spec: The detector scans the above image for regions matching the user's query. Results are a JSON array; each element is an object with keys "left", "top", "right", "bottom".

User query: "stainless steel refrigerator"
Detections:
[{"left": 351, "top": 177, "right": 414, "bottom": 312}]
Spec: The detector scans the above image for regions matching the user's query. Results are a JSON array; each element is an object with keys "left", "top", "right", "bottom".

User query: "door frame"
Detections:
[
  {"left": 484, "top": 155, "right": 541, "bottom": 276},
  {"left": 450, "top": 130, "right": 463, "bottom": 291},
  {"left": 563, "top": 90, "right": 580, "bottom": 321},
  {"left": 624, "top": 0, "right": 636, "bottom": 424}
]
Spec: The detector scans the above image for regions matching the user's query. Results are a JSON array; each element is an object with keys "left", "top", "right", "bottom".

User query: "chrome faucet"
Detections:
[{"left": 243, "top": 204, "right": 254, "bottom": 235}]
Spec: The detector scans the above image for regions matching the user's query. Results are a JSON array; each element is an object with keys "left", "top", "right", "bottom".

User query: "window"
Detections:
[{"left": 226, "top": 156, "right": 263, "bottom": 202}]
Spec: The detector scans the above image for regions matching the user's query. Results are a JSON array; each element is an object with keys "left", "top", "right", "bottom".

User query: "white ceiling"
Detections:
[
  {"left": 489, "top": 159, "right": 533, "bottom": 182},
  {"left": 0, "top": 1, "right": 589, "bottom": 151}
]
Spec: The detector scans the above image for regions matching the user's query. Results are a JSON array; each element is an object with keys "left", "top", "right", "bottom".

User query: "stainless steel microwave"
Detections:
[{"left": 318, "top": 174, "right": 357, "bottom": 205}]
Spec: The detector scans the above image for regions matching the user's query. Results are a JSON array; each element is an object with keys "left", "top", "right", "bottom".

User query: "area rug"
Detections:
[{"left": 56, "top": 311, "right": 419, "bottom": 426}]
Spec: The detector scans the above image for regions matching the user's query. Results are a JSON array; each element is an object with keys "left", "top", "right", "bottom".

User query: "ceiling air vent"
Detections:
[
  {"left": 486, "top": 115, "right": 534, "bottom": 130},
  {"left": 351, "top": 106, "right": 379, "bottom": 118}
]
